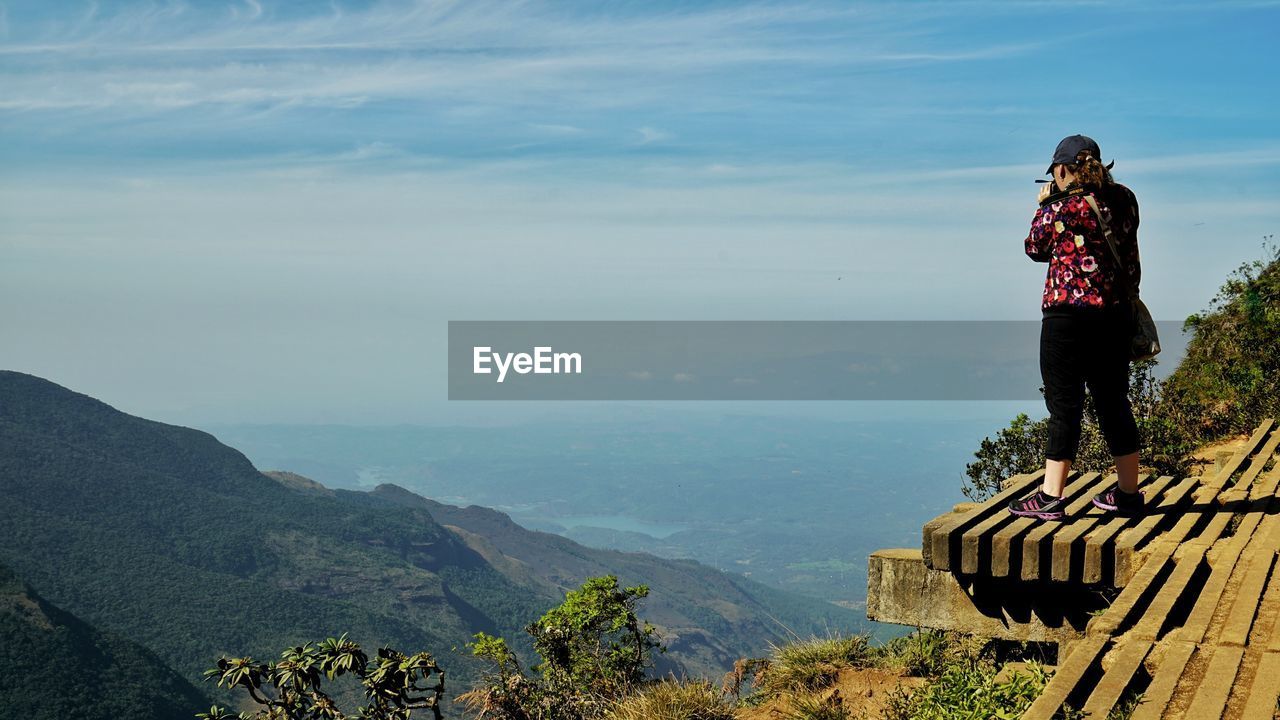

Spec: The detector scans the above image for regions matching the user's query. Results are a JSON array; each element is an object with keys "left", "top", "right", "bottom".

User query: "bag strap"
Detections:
[
  {"left": 1039, "top": 185, "right": 1090, "bottom": 207},
  {"left": 1083, "top": 193, "right": 1137, "bottom": 301}
]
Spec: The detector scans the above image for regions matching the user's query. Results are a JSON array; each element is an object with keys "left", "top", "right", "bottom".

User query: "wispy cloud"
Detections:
[
  {"left": 1, "top": 0, "right": 1276, "bottom": 425},
  {"left": 0, "top": 1, "right": 1045, "bottom": 115}
]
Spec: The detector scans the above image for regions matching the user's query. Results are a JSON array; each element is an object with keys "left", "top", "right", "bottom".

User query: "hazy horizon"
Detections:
[{"left": 2, "top": 1, "right": 1277, "bottom": 425}]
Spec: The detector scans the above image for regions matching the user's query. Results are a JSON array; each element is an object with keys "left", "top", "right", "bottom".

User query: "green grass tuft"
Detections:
[
  {"left": 604, "top": 679, "right": 735, "bottom": 720},
  {"left": 761, "top": 634, "right": 872, "bottom": 694}
]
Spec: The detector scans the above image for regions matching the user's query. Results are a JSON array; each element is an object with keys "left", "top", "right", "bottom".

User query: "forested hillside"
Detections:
[
  {"left": 0, "top": 370, "right": 861, "bottom": 711},
  {"left": 0, "top": 563, "right": 210, "bottom": 719}
]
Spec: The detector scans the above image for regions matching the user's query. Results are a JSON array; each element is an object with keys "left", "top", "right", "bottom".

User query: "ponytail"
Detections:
[{"left": 1065, "top": 150, "right": 1113, "bottom": 189}]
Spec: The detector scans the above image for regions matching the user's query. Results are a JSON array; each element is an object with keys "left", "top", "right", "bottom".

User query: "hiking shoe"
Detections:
[
  {"left": 1092, "top": 486, "right": 1144, "bottom": 515},
  {"left": 1007, "top": 490, "right": 1066, "bottom": 521}
]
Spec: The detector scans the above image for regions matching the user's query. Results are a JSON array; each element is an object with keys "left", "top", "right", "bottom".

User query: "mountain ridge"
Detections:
[
  {"left": 0, "top": 562, "right": 211, "bottom": 719},
  {"left": 0, "top": 370, "right": 863, "bottom": 711}
]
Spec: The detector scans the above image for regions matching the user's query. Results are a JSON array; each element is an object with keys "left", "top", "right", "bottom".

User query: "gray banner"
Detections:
[{"left": 448, "top": 320, "right": 1187, "bottom": 400}]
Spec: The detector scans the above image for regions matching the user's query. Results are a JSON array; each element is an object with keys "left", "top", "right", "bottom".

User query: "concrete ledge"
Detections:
[{"left": 868, "top": 548, "right": 1105, "bottom": 644}]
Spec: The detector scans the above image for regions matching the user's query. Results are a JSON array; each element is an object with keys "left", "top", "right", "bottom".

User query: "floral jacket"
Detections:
[{"left": 1025, "top": 184, "right": 1141, "bottom": 312}]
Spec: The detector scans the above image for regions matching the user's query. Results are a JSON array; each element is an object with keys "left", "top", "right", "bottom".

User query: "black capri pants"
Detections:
[{"left": 1040, "top": 303, "right": 1140, "bottom": 462}]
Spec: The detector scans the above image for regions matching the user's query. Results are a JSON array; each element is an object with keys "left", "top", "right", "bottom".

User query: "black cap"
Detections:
[{"left": 1046, "top": 134, "right": 1108, "bottom": 175}]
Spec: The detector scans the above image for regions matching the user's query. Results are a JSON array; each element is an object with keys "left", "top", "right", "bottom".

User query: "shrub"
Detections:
[
  {"left": 529, "top": 576, "right": 661, "bottom": 695},
  {"left": 197, "top": 634, "right": 445, "bottom": 720},
  {"left": 873, "top": 630, "right": 950, "bottom": 677},
  {"left": 962, "top": 413, "right": 1048, "bottom": 501},
  {"left": 458, "top": 575, "right": 664, "bottom": 720},
  {"left": 1158, "top": 238, "right": 1280, "bottom": 440},
  {"left": 881, "top": 657, "right": 1050, "bottom": 720}
]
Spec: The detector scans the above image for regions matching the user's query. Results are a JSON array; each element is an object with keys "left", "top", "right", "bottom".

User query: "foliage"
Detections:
[
  {"left": 758, "top": 634, "right": 871, "bottom": 695},
  {"left": 733, "top": 631, "right": 1058, "bottom": 720},
  {"left": 602, "top": 679, "right": 735, "bottom": 720},
  {"left": 961, "top": 413, "right": 1048, "bottom": 501},
  {"left": 529, "top": 576, "right": 662, "bottom": 693},
  {"left": 458, "top": 575, "right": 665, "bottom": 720},
  {"left": 872, "top": 630, "right": 950, "bottom": 677},
  {"left": 725, "top": 633, "right": 871, "bottom": 711},
  {"left": 0, "top": 564, "right": 211, "bottom": 720},
  {"left": 964, "top": 241, "right": 1279, "bottom": 501},
  {"left": 1158, "top": 237, "right": 1280, "bottom": 439},
  {"left": 198, "top": 634, "right": 445, "bottom": 720},
  {"left": 880, "top": 654, "right": 1050, "bottom": 720},
  {"left": 731, "top": 630, "right": 973, "bottom": 702}
]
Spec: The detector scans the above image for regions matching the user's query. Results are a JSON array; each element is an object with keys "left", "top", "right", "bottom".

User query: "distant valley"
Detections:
[
  {"left": 210, "top": 410, "right": 1029, "bottom": 608},
  {"left": 0, "top": 371, "right": 873, "bottom": 715}
]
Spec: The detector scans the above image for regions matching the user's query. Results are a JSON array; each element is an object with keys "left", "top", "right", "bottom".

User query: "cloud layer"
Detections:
[{"left": 1, "top": 0, "right": 1277, "bottom": 422}]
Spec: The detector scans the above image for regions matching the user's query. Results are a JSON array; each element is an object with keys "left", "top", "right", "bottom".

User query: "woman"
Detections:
[{"left": 1007, "top": 134, "right": 1144, "bottom": 521}]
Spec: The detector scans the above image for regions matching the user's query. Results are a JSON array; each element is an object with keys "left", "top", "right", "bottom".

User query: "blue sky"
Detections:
[{"left": 1, "top": 0, "right": 1278, "bottom": 423}]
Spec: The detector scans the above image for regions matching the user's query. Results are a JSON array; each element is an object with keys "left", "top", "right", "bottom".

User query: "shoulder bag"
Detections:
[{"left": 1083, "top": 193, "right": 1161, "bottom": 362}]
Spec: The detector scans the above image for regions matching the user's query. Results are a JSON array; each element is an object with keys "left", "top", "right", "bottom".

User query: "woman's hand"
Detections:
[{"left": 1037, "top": 182, "right": 1053, "bottom": 204}]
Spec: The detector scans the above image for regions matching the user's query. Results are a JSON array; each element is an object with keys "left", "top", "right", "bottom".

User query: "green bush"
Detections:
[
  {"left": 197, "top": 634, "right": 445, "bottom": 720},
  {"left": 881, "top": 656, "right": 1050, "bottom": 720},
  {"left": 962, "top": 414, "right": 1048, "bottom": 501},
  {"left": 458, "top": 575, "right": 665, "bottom": 720},
  {"left": 1158, "top": 238, "right": 1280, "bottom": 440}
]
